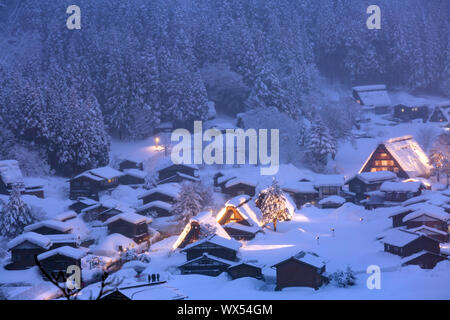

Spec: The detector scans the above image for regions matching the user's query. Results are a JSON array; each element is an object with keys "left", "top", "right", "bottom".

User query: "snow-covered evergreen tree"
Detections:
[
  {"left": 260, "top": 179, "right": 290, "bottom": 232},
  {"left": 172, "top": 183, "right": 204, "bottom": 225},
  {"left": 306, "top": 120, "right": 337, "bottom": 172},
  {"left": 0, "top": 184, "right": 35, "bottom": 239}
]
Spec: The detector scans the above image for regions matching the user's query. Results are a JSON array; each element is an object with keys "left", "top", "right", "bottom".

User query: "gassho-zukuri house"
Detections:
[{"left": 359, "top": 136, "right": 432, "bottom": 179}]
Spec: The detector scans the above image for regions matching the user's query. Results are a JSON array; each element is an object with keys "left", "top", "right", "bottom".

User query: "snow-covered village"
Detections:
[{"left": 0, "top": 1, "right": 449, "bottom": 302}]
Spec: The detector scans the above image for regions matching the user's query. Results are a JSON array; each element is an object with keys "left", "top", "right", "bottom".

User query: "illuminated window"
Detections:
[{"left": 380, "top": 153, "right": 388, "bottom": 158}]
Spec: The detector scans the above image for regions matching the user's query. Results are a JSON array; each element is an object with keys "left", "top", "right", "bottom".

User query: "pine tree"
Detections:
[
  {"left": 260, "top": 179, "right": 290, "bottom": 232},
  {"left": 0, "top": 184, "right": 34, "bottom": 239},
  {"left": 306, "top": 120, "right": 337, "bottom": 172},
  {"left": 172, "top": 183, "right": 204, "bottom": 225}
]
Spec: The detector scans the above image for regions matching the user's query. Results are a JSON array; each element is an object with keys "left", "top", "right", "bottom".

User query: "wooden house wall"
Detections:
[
  {"left": 405, "top": 217, "right": 447, "bottom": 232},
  {"left": 108, "top": 220, "right": 149, "bottom": 243},
  {"left": 275, "top": 260, "right": 324, "bottom": 290},
  {"left": 386, "top": 237, "right": 440, "bottom": 257},
  {"left": 394, "top": 105, "right": 429, "bottom": 121},
  {"left": 119, "top": 160, "right": 143, "bottom": 171},
  {"left": 119, "top": 175, "right": 145, "bottom": 186},
  {"left": 223, "top": 226, "right": 257, "bottom": 241},
  {"left": 217, "top": 207, "right": 249, "bottom": 225},
  {"left": 30, "top": 226, "right": 70, "bottom": 235},
  {"left": 391, "top": 211, "right": 413, "bottom": 228},
  {"left": 0, "top": 177, "right": 9, "bottom": 195},
  {"left": 228, "top": 264, "right": 262, "bottom": 280},
  {"left": 222, "top": 184, "right": 256, "bottom": 197},
  {"left": 180, "top": 259, "right": 229, "bottom": 276},
  {"left": 69, "top": 176, "right": 101, "bottom": 200},
  {"left": 185, "top": 245, "right": 237, "bottom": 262},
  {"left": 11, "top": 247, "right": 46, "bottom": 268}
]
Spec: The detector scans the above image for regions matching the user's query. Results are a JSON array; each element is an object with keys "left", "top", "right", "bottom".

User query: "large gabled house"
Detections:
[
  {"left": 281, "top": 180, "right": 319, "bottom": 207},
  {"left": 69, "top": 166, "right": 124, "bottom": 200},
  {"left": 178, "top": 253, "right": 233, "bottom": 277},
  {"left": 352, "top": 84, "right": 392, "bottom": 114},
  {"left": 37, "top": 246, "right": 87, "bottom": 282},
  {"left": 359, "top": 136, "right": 432, "bottom": 179},
  {"left": 429, "top": 106, "right": 448, "bottom": 123},
  {"left": 393, "top": 103, "right": 429, "bottom": 122},
  {"left": 138, "top": 183, "right": 180, "bottom": 205},
  {"left": 6, "top": 232, "right": 53, "bottom": 269},
  {"left": 222, "top": 178, "right": 257, "bottom": 197}
]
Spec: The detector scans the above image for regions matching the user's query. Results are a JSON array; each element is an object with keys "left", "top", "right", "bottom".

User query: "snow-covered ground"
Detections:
[{"left": 0, "top": 99, "right": 449, "bottom": 300}]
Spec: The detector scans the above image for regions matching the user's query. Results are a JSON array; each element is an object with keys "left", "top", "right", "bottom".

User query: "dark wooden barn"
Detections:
[
  {"left": 106, "top": 213, "right": 152, "bottom": 244},
  {"left": 389, "top": 207, "right": 417, "bottom": 228},
  {"left": 181, "top": 235, "right": 241, "bottom": 262},
  {"left": 402, "top": 251, "right": 448, "bottom": 269},
  {"left": 271, "top": 251, "right": 328, "bottom": 291},
  {"left": 345, "top": 171, "right": 398, "bottom": 202},
  {"left": 178, "top": 253, "right": 232, "bottom": 276},
  {"left": 383, "top": 229, "right": 441, "bottom": 257},
  {"left": 351, "top": 85, "right": 392, "bottom": 114},
  {"left": 428, "top": 107, "right": 447, "bottom": 123},
  {"left": 138, "top": 183, "right": 180, "bottom": 205},
  {"left": 223, "top": 223, "right": 261, "bottom": 241},
  {"left": 24, "top": 220, "right": 73, "bottom": 235},
  {"left": 394, "top": 104, "right": 429, "bottom": 122},
  {"left": 37, "top": 246, "right": 87, "bottom": 282},
  {"left": 222, "top": 179, "right": 256, "bottom": 197},
  {"left": 359, "top": 136, "right": 432, "bottom": 179},
  {"left": 80, "top": 203, "right": 123, "bottom": 222},
  {"left": 227, "top": 262, "right": 263, "bottom": 280},
  {"left": 157, "top": 164, "right": 199, "bottom": 182},
  {"left": 69, "top": 167, "right": 123, "bottom": 200},
  {"left": 408, "top": 226, "right": 449, "bottom": 243},
  {"left": 6, "top": 232, "right": 52, "bottom": 270},
  {"left": 119, "top": 159, "right": 144, "bottom": 171}
]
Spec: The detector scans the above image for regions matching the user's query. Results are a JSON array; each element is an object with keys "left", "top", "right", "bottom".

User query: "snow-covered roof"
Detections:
[
  {"left": 401, "top": 250, "right": 446, "bottom": 265},
  {"left": 54, "top": 211, "right": 78, "bottom": 222},
  {"left": 281, "top": 181, "right": 318, "bottom": 194},
  {"left": 93, "top": 234, "right": 137, "bottom": 256},
  {"left": 172, "top": 211, "right": 231, "bottom": 250},
  {"left": 7, "top": 232, "right": 52, "bottom": 250},
  {"left": 352, "top": 85, "right": 392, "bottom": 107},
  {"left": 24, "top": 220, "right": 73, "bottom": 233},
  {"left": 380, "top": 181, "right": 422, "bottom": 193},
  {"left": 105, "top": 212, "right": 152, "bottom": 225},
  {"left": 314, "top": 175, "right": 344, "bottom": 188},
  {"left": 138, "top": 183, "right": 180, "bottom": 200},
  {"left": 403, "top": 206, "right": 449, "bottom": 222},
  {"left": 407, "top": 225, "right": 448, "bottom": 236},
  {"left": 272, "top": 251, "right": 325, "bottom": 269},
  {"left": 74, "top": 197, "right": 98, "bottom": 206},
  {"left": 46, "top": 234, "right": 80, "bottom": 244},
  {"left": 37, "top": 246, "right": 87, "bottom": 261},
  {"left": 217, "top": 174, "right": 237, "bottom": 185},
  {"left": 89, "top": 167, "right": 124, "bottom": 180},
  {"left": 319, "top": 195, "right": 346, "bottom": 205},
  {"left": 223, "top": 222, "right": 261, "bottom": 234},
  {"left": 347, "top": 171, "right": 398, "bottom": 184},
  {"left": 382, "top": 229, "right": 421, "bottom": 247},
  {"left": 136, "top": 201, "right": 173, "bottom": 213},
  {"left": 238, "top": 201, "right": 264, "bottom": 226},
  {"left": 436, "top": 100, "right": 450, "bottom": 108},
  {"left": 156, "top": 161, "right": 198, "bottom": 172},
  {"left": 384, "top": 136, "right": 432, "bottom": 178},
  {"left": 122, "top": 169, "right": 147, "bottom": 179},
  {"left": 225, "top": 195, "right": 251, "bottom": 208},
  {"left": 179, "top": 253, "right": 233, "bottom": 267},
  {"left": 0, "top": 160, "right": 24, "bottom": 186},
  {"left": 181, "top": 234, "right": 241, "bottom": 252},
  {"left": 72, "top": 172, "right": 105, "bottom": 182},
  {"left": 225, "top": 177, "right": 257, "bottom": 188}
]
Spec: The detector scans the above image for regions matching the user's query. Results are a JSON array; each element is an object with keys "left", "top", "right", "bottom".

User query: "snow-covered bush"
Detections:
[
  {"left": 171, "top": 182, "right": 213, "bottom": 224},
  {"left": 330, "top": 267, "right": 357, "bottom": 288}
]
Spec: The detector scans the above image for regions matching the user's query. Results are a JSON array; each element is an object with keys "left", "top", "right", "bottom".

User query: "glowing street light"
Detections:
[{"left": 155, "top": 137, "right": 160, "bottom": 146}]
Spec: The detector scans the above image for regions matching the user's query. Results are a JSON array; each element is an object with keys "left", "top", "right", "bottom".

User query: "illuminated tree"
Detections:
[{"left": 260, "top": 179, "right": 290, "bottom": 232}]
